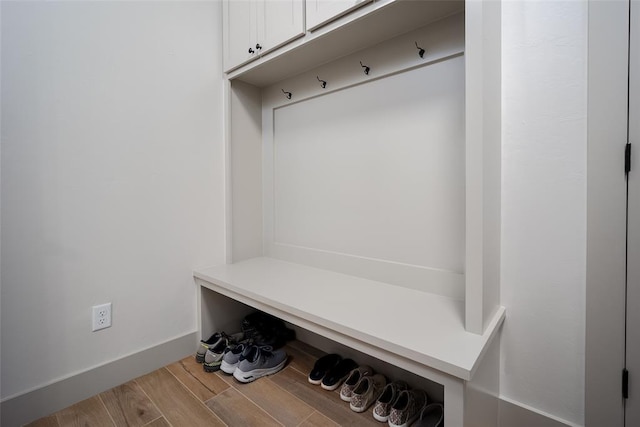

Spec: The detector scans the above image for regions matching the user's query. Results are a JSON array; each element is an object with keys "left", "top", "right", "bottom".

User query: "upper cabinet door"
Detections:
[
  {"left": 259, "top": 0, "right": 305, "bottom": 55},
  {"left": 223, "top": 0, "right": 304, "bottom": 73},
  {"left": 305, "top": 0, "right": 372, "bottom": 31},
  {"left": 223, "top": 0, "right": 258, "bottom": 72}
]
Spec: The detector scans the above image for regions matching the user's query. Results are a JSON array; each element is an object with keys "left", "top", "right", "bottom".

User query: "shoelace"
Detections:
[
  {"left": 244, "top": 345, "right": 275, "bottom": 363},
  {"left": 258, "top": 345, "right": 276, "bottom": 363}
]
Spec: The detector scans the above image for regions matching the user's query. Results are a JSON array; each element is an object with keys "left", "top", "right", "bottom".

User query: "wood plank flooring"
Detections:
[{"left": 26, "top": 341, "right": 380, "bottom": 427}]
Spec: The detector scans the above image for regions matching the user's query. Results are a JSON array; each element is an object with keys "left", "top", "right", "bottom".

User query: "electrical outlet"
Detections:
[{"left": 92, "top": 303, "right": 112, "bottom": 332}]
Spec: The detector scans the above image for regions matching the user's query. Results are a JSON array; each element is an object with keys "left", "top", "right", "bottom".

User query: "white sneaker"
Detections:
[
  {"left": 372, "top": 380, "right": 408, "bottom": 422},
  {"left": 388, "top": 389, "right": 429, "bottom": 427},
  {"left": 339, "top": 365, "right": 373, "bottom": 401},
  {"left": 349, "top": 374, "right": 387, "bottom": 413}
]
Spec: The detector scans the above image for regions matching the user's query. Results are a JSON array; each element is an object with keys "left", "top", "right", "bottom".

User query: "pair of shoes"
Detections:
[
  {"left": 242, "top": 311, "right": 296, "bottom": 349},
  {"left": 307, "top": 354, "right": 359, "bottom": 391},
  {"left": 203, "top": 332, "right": 244, "bottom": 372},
  {"left": 308, "top": 353, "right": 342, "bottom": 385},
  {"left": 413, "top": 403, "right": 444, "bottom": 427},
  {"left": 349, "top": 374, "right": 387, "bottom": 413},
  {"left": 372, "top": 380, "right": 409, "bottom": 422},
  {"left": 388, "top": 389, "right": 429, "bottom": 427},
  {"left": 196, "top": 332, "right": 225, "bottom": 363},
  {"left": 232, "top": 344, "right": 288, "bottom": 383},
  {"left": 340, "top": 365, "right": 373, "bottom": 401},
  {"left": 197, "top": 331, "right": 241, "bottom": 365}
]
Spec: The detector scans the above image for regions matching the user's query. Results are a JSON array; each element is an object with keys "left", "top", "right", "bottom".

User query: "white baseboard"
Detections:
[{"left": 0, "top": 332, "right": 198, "bottom": 427}]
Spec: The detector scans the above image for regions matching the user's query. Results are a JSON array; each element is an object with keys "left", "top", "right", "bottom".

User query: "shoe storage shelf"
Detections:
[{"left": 195, "top": 1, "right": 504, "bottom": 426}]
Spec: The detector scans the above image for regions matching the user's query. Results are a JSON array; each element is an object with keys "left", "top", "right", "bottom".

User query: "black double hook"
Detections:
[
  {"left": 317, "top": 76, "right": 327, "bottom": 89},
  {"left": 360, "top": 61, "right": 370, "bottom": 75},
  {"left": 282, "top": 89, "right": 292, "bottom": 100},
  {"left": 249, "top": 44, "right": 262, "bottom": 55},
  {"left": 415, "top": 42, "right": 425, "bottom": 59}
]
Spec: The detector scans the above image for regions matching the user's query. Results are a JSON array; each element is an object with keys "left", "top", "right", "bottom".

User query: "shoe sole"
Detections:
[
  {"left": 349, "top": 400, "right": 373, "bottom": 413},
  {"left": 388, "top": 413, "right": 420, "bottom": 427},
  {"left": 372, "top": 411, "right": 389, "bottom": 423},
  {"left": 233, "top": 359, "right": 287, "bottom": 383},
  {"left": 321, "top": 375, "right": 348, "bottom": 391},
  {"left": 340, "top": 392, "right": 352, "bottom": 402},
  {"left": 203, "top": 361, "right": 222, "bottom": 372},
  {"left": 195, "top": 353, "right": 205, "bottom": 363},
  {"left": 220, "top": 361, "right": 238, "bottom": 374},
  {"left": 308, "top": 377, "right": 323, "bottom": 385}
]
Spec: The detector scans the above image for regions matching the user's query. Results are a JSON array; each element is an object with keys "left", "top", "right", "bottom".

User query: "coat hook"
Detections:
[
  {"left": 360, "top": 61, "right": 370, "bottom": 75},
  {"left": 282, "top": 89, "right": 292, "bottom": 99},
  {"left": 317, "top": 76, "right": 327, "bottom": 89},
  {"left": 415, "top": 42, "right": 425, "bottom": 59}
]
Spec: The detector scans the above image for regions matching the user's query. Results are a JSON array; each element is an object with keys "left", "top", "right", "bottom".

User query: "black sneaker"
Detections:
[
  {"left": 414, "top": 403, "right": 444, "bottom": 427},
  {"left": 308, "top": 354, "right": 342, "bottom": 385},
  {"left": 242, "top": 311, "right": 296, "bottom": 348},
  {"left": 321, "top": 358, "right": 358, "bottom": 391}
]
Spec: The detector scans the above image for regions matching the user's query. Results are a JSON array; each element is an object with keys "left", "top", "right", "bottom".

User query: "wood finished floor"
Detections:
[{"left": 27, "top": 341, "right": 380, "bottom": 427}]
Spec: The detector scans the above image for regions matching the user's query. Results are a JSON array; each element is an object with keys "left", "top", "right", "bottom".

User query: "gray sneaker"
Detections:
[
  {"left": 349, "top": 374, "right": 387, "bottom": 413},
  {"left": 220, "top": 341, "right": 252, "bottom": 374},
  {"left": 232, "top": 345, "right": 287, "bottom": 383},
  {"left": 203, "top": 346, "right": 226, "bottom": 372},
  {"left": 388, "top": 389, "right": 429, "bottom": 427},
  {"left": 203, "top": 332, "right": 244, "bottom": 372},
  {"left": 196, "top": 332, "right": 224, "bottom": 363}
]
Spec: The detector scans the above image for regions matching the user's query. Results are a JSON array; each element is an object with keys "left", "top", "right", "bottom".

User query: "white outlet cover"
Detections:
[{"left": 92, "top": 303, "right": 112, "bottom": 332}]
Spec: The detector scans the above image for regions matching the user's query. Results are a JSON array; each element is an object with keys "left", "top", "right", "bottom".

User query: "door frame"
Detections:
[{"left": 585, "top": 1, "right": 629, "bottom": 426}]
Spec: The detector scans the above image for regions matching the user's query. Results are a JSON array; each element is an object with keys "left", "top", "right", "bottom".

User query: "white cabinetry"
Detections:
[
  {"left": 223, "top": 0, "right": 254, "bottom": 72},
  {"left": 223, "top": 0, "right": 304, "bottom": 72},
  {"left": 259, "top": 1, "right": 305, "bottom": 55},
  {"left": 201, "top": 2, "right": 503, "bottom": 425},
  {"left": 305, "top": 0, "right": 372, "bottom": 31}
]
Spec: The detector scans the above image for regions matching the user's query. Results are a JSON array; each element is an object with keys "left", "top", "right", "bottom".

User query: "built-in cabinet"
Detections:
[
  {"left": 223, "top": 0, "right": 304, "bottom": 72},
  {"left": 306, "top": 0, "right": 372, "bottom": 31},
  {"left": 199, "top": 1, "right": 503, "bottom": 426}
]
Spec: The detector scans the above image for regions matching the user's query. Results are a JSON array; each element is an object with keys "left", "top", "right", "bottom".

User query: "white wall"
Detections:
[
  {"left": 0, "top": 1, "right": 592, "bottom": 424},
  {"left": 501, "top": 1, "right": 587, "bottom": 425},
  {"left": 0, "top": 0, "right": 224, "bottom": 400}
]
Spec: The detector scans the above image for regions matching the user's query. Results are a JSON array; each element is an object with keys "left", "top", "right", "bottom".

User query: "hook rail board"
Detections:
[
  {"left": 261, "top": 12, "right": 464, "bottom": 109},
  {"left": 227, "top": 0, "right": 464, "bottom": 87}
]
